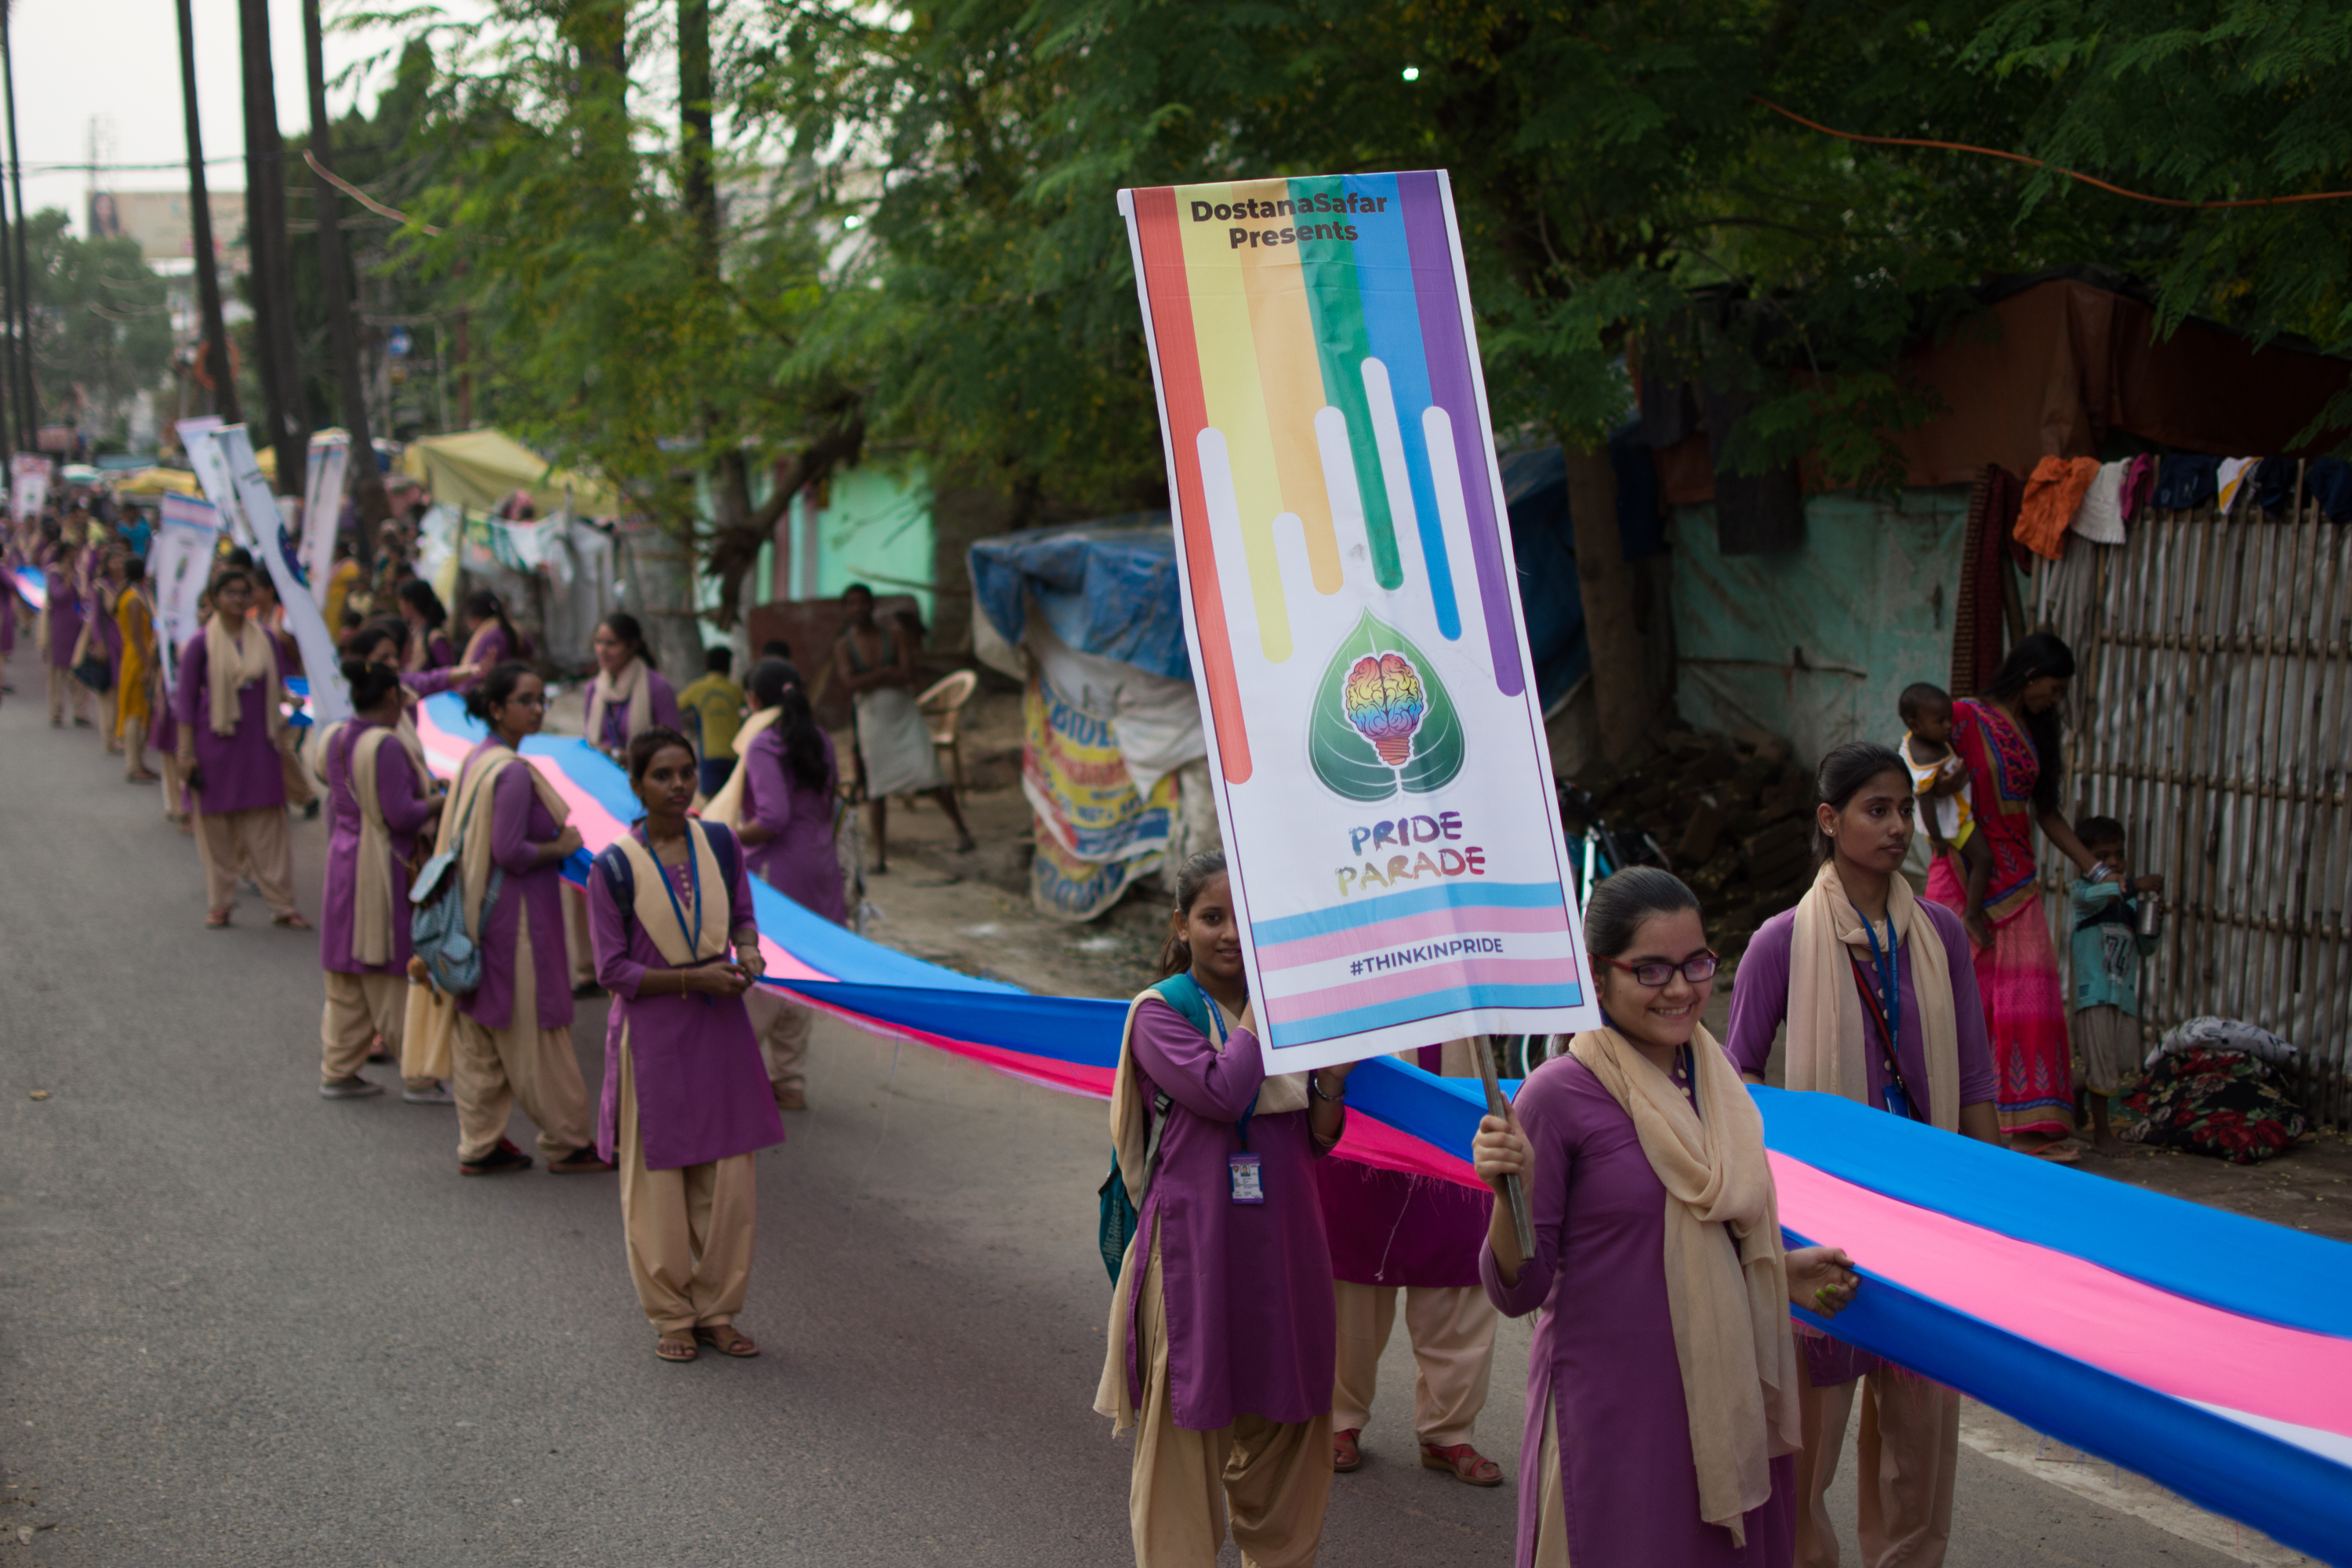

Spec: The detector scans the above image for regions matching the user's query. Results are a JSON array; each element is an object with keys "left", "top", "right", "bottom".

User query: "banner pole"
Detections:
[{"left": 1477, "top": 1035, "right": 1535, "bottom": 1258}]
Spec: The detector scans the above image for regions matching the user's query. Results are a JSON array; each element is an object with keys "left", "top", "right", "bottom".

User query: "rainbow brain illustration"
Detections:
[{"left": 1343, "top": 652, "right": 1427, "bottom": 765}]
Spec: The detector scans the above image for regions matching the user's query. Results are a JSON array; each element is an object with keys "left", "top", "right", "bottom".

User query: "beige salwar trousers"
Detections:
[
  {"left": 1794, "top": 1362, "right": 1961, "bottom": 1568},
  {"left": 617, "top": 1040, "right": 756, "bottom": 1334},
  {"left": 194, "top": 805, "right": 296, "bottom": 917},
  {"left": 1331, "top": 1280, "right": 1497, "bottom": 1448},
  {"left": 97, "top": 687, "right": 118, "bottom": 752},
  {"left": 451, "top": 906, "right": 593, "bottom": 1163},
  {"left": 47, "top": 662, "right": 91, "bottom": 724},
  {"left": 1130, "top": 1235, "right": 1333, "bottom": 1568},
  {"left": 745, "top": 986, "right": 811, "bottom": 1101},
  {"left": 1533, "top": 1398, "right": 1569, "bottom": 1566},
  {"left": 321, "top": 971, "right": 405, "bottom": 1082}
]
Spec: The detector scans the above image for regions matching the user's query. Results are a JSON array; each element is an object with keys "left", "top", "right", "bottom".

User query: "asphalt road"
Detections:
[{"left": 0, "top": 645, "right": 2281, "bottom": 1566}]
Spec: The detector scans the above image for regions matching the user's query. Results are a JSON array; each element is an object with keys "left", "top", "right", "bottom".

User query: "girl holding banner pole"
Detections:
[
  {"left": 588, "top": 727, "right": 783, "bottom": 1361},
  {"left": 173, "top": 565, "right": 306, "bottom": 929},
  {"left": 1475, "top": 867, "right": 1862, "bottom": 1568},
  {"left": 1724, "top": 743, "right": 2000, "bottom": 1568},
  {"left": 1096, "top": 850, "right": 1355, "bottom": 1568},
  {"left": 444, "top": 662, "right": 607, "bottom": 1177},
  {"left": 314, "top": 657, "right": 448, "bottom": 1101}
]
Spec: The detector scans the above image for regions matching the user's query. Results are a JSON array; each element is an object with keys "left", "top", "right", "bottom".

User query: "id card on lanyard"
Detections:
[
  {"left": 1203, "top": 998, "right": 1265, "bottom": 1205},
  {"left": 1857, "top": 916, "right": 1911, "bottom": 1121}
]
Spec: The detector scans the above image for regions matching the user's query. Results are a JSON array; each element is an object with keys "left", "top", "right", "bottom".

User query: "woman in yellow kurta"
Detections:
[{"left": 115, "top": 555, "right": 160, "bottom": 782}]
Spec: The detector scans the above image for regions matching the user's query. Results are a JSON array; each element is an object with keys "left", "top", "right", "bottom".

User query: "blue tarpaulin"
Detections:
[
  {"left": 1498, "top": 432, "right": 1664, "bottom": 713},
  {"left": 968, "top": 514, "right": 1189, "bottom": 680}
]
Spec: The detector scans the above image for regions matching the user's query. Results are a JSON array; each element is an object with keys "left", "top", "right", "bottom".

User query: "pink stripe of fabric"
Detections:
[
  {"left": 1274, "top": 956, "right": 1566, "bottom": 1014},
  {"left": 1338, "top": 1112, "right": 1483, "bottom": 1188},
  {"left": 1255, "top": 902, "right": 1570, "bottom": 970},
  {"left": 1769, "top": 1152, "right": 2352, "bottom": 1439},
  {"left": 753, "top": 939, "right": 832, "bottom": 986},
  {"left": 521, "top": 755, "right": 632, "bottom": 853}
]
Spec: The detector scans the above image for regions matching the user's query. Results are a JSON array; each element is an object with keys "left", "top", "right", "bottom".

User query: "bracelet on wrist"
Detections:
[{"left": 1310, "top": 1072, "right": 1347, "bottom": 1104}]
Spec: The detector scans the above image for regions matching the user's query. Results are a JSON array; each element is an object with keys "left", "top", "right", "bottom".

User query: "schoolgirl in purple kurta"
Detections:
[
  {"left": 318, "top": 719, "right": 436, "bottom": 974},
  {"left": 1117, "top": 998, "right": 1338, "bottom": 1429},
  {"left": 589, "top": 823, "right": 783, "bottom": 1168},
  {"left": 44, "top": 546, "right": 83, "bottom": 668},
  {"left": 455, "top": 736, "right": 574, "bottom": 1033},
  {"left": 173, "top": 633, "right": 287, "bottom": 814},
  {"left": 1482, "top": 1054, "right": 1798, "bottom": 1568},
  {"left": 590, "top": 666, "right": 683, "bottom": 754},
  {"left": 739, "top": 724, "right": 844, "bottom": 922}
]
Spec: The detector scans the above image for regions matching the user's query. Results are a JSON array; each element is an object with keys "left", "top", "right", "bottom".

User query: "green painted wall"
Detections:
[
  {"left": 815, "top": 464, "right": 935, "bottom": 626},
  {"left": 1669, "top": 488, "right": 1970, "bottom": 766}
]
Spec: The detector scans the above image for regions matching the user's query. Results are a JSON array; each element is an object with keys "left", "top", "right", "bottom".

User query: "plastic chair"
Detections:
[{"left": 916, "top": 669, "right": 980, "bottom": 794}]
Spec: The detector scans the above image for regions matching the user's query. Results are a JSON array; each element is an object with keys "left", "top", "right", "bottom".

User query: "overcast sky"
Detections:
[{"left": 10, "top": 0, "right": 466, "bottom": 235}]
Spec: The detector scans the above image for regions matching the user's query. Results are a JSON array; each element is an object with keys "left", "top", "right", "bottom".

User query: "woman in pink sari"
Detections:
[{"left": 1929, "top": 633, "right": 2107, "bottom": 1160}]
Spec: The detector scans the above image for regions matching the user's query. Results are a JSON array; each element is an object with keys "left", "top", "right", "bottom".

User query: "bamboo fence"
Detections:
[{"left": 2031, "top": 466, "right": 2352, "bottom": 1127}]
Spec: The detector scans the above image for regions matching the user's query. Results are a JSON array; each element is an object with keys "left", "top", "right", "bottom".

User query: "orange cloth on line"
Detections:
[{"left": 2015, "top": 456, "right": 2100, "bottom": 561}]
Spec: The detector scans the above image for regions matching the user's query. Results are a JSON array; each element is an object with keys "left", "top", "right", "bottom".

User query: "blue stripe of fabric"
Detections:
[
  {"left": 1250, "top": 880, "right": 1566, "bottom": 946},
  {"left": 1265, "top": 984, "right": 1586, "bottom": 1047},
  {"left": 1781, "top": 1219, "right": 2352, "bottom": 1566},
  {"left": 1756, "top": 1087, "right": 2352, "bottom": 1338},
  {"left": 771, "top": 978, "right": 1127, "bottom": 1067}
]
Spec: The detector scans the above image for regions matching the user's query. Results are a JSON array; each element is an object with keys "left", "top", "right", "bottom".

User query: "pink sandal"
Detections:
[
  {"left": 1333, "top": 1428, "right": 1363, "bottom": 1472},
  {"left": 1421, "top": 1442, "right": 1504, "bottom": 1487}
]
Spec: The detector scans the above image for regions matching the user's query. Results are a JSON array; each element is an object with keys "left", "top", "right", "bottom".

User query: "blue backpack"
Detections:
[
  {"left": 1095, "top": 972, "right": 1223, "bottom": 1283},
  {"left": 408, "top": 772, "right": 499, "bottom": 994}
]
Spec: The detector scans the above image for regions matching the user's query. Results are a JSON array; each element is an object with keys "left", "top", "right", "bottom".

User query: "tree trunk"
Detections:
[
  {"left": 238, "top": 0, "right": 308, "bottom": 497},
  {"left": 299, "top": 0, "right": 388, "bottom": 533},
  {"left": 176, "top": 0, "right": 240, "bottom": 425},
  {"left": 0, "top": 5, "right": 38, "bottom": 446},
  {"left": 1561, "top": 443, "right": 1651, "bottom": 764}
]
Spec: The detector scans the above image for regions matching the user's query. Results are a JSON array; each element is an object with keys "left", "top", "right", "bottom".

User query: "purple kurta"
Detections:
[
  {"left": 172, "top": 633, "right": 287, "bottom": 815},
  {"left": 1482, "top": 1055, "right": 1796, "bottom": 1568},
  {"left": 1724, "top": 899, "right": 1995, "bottom": 1385},
  {"left": 318, "top": 721, "right": 437, "bottom": 975},
  {"left": 45, "top": 555, "right": 83, "bottom": 666},
  {"left": 1122, "top": 999, "right": 1338, "bottom": 1431},
  {"left": 740, "top": 726, "right": 844, "bottom": 922},
  {"left": 454, "top": 739, "right": 574, "bottom": 1031},
  {"left": 1317, "top": 1157, "right": 1491, "bottom": 1287},
  {"left": 90, "top": 584, "right": 122, "bottom": 674},
  {"left": 588, "top": 827, "right": 786, "bottom": 1169},
  {"left": 421, "top": 628, "right": 457, "bottom": 669},
  {"left": 590, "top": 667, "right": 683, "bottom": 753}
]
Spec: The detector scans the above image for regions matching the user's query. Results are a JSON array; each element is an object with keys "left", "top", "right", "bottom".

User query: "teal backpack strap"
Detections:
[{"left": 1151, "top": 973, "right": 1255, "bottom": 1151}]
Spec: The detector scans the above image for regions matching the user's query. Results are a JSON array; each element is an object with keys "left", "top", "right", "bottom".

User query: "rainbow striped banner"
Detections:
[{"left": 1119, "top": 171, "right": 1599, "bottom": 1067}]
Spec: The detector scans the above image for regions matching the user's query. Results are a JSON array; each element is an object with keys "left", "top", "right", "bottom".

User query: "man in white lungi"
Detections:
[{"left": 830, "top": 583, "right": 975, "bottom": 873}]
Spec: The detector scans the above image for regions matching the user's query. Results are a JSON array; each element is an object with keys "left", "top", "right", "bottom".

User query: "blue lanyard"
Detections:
[
  {"left": 1203, "top": 996, "right": 1258, "bottom": 1152},
  {"left": 1860, "top": 915, "right": 1901, "bottom": 1055},
  {"left": 651, "top": 829, "right": 703, "bottom": 964}
]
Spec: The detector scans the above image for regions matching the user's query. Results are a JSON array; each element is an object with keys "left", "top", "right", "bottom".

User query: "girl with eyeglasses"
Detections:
[
  {"left": 1474, "top": 866, "right": 1860, "bottom": 1568},
  {"left": 1723, "top": 742, "right": 2001, "bottom": 1568}
]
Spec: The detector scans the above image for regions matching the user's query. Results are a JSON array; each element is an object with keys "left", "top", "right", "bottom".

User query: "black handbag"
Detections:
[{"left": 71, "top": 656, "right": 112, "bottom": 693}]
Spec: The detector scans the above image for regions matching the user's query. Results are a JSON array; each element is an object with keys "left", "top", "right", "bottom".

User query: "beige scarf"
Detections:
[
  {"left": 1095, "top": 982, "right": 1309, "bottom": 1432},
  {"left": 1786, "top": 859, "right": 1961, "bottom": 1131},
  {"left": 608, "top": 823, "right": 729, "bottom": 966},
  {"left": 702, "top": 704, "right": 783, "bottom": 829},
  {"left": 203, "top": 613, "right": 284, "bottom": 742},
  {"left": 1568, "top": 1025, "right": 1802, "bottom": 1546},
  {"left": 448, "top": 743, "right": 573, "bottom": 944},
  {"left": 459, "top": 619, "right": 503, "bottom": 670},
  {"left": 585, "top": 656, "right": 653, "bottom": 749},
  {"left": 330, "top": 719, "right": 434, "bottom": 967}
]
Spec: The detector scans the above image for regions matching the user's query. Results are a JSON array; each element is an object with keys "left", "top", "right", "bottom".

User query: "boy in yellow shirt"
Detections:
[{"left": 677, "top": 646, "right": 746, "bottom": 797}]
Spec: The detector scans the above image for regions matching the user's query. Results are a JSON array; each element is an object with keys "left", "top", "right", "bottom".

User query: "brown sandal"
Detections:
[
  {"left": 655, "top": 1331, "right": 698, "bottom": 1363},
  {"left": 1333, "top": 1428, "right": 1363, "bottom": 1472},
  {"left": 1421, "top": 1442, "right": 1504, "bottom": 1487},
  {"left": 273, "top": 912, "right": 313, "bottom": 930},
  {"left": 694, "top": 1323, "right": 759, "bottom": 1357}
]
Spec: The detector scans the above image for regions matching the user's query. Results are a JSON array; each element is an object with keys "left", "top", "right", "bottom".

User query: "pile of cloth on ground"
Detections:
[{"left": 2122, "top": 1016, "right": 2307, "bottom": 1164}]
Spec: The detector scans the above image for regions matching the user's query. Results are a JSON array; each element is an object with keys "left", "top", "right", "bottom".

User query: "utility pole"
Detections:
[
  {"left": 299, "top": 0, "right": 387, "bottom": 532},
  {"left": 0, "top": 3, "right": 39, "bottom": 451},
  {"left": 237, "top": 0, "right": 307, "bottom": 498},
  {"left": 176, "top": 0, "right": 241, "bottom": 423}
]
